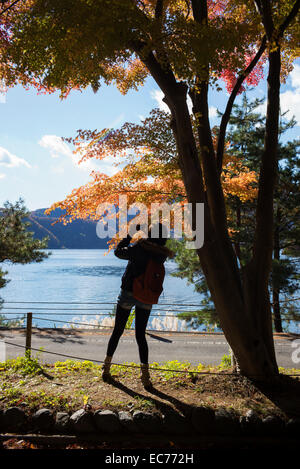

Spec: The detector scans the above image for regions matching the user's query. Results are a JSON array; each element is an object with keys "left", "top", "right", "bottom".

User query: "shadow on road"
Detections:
[{"left": 146, "top": 332, "right": 172, "bottom": 343}]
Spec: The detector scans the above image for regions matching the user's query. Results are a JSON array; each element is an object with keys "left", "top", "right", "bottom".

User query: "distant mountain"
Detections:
[{"left": 28, "top": 208, "right": 110, "bottom": 249}]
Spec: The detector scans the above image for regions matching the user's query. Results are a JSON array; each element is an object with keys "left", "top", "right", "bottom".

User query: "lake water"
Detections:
[
  {"left": 1, "top": 249, "right": 299, "bottom": 333},
  {"left": 0, "top": 249, "right": 205, "bottom": 332}
]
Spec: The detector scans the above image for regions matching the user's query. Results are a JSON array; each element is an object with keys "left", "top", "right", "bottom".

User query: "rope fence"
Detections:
[
  {"left": 0, "top": 309, "right": 234, "bottom": 377},
  {"left": 1, "top": 297, "right": 299, "bottom": 335},
  {"left": 1, "top": 307, "right": 227, "bottom": 374},
  {"left": 2, "top": 311, "right": 299, "bottom": 330},
  {"left": 1, "top": 307, "right": 217, "bottom": 314},
  {"left": 0, "top": 314, "right": 222, "bottom": 334},
  {"left": 2, "top": 301, "right": 203, "bottom": 306},
  {"left": 1, "top": 300, "right": 299, "bottom": 378},
  {"left": 3, "top": 340, "right": 300, "bottom": 378},
  {"left": 3, "top": 315, "right": 300, "bottom": 332},
  {"left": 0, "top": 300, "right": 224, "bottom": 333},
  {"left": 3, "top": 298, "right": 300, "bottom": 306}
]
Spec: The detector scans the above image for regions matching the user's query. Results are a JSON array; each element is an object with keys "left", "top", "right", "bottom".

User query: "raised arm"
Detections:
[{"left": 114, "top": 235, "right": 133, "bottom": 260}]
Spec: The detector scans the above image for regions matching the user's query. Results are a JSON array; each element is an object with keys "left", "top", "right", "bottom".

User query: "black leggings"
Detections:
[{"left": 106, "top": 304, "right": 151, "bottom": 364}]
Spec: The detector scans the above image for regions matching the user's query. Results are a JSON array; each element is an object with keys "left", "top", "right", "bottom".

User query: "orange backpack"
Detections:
[{"left": 133, "top": 259, "right": 165, "bottom": 305}]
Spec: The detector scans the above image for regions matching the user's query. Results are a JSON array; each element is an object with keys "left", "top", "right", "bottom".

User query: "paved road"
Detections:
[{"left": 1, "top": 328, "right": 299, "bottom": 369}]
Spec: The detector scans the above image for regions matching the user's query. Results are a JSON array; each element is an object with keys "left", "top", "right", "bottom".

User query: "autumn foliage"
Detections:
[{"left": 46, "top": 109, "right": 258, "bottom": 247}]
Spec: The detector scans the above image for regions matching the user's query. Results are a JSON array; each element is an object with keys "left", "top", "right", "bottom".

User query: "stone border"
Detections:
[{"left": 0, "top": 406, "right": 300, "bottom": 438}]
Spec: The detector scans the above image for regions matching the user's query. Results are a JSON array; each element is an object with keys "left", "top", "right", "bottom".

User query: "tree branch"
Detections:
[
  {"left": 254, "top": 0, "right": 274, "bottom": 38},
  {"left": 216, "top": 0, "right": 299, "bottom": 175},
  {"left": 256, "top": 0, "right": 300, "bottom": 40},
  {"left": 0, "top": 0, "right": 22, "bottom": 17},
  {"left": 189, "top": 2, "right": 241, "bottom": 292},
  {"left": 216, "top": 35, "right": 267, "bottom": 174},
  {"left": 155, "top": 0, "right": 164, "bottom": 19},
  {"left": 138, "top": 49, "right": 178, "bottom": 97},
  {"left": 191, "top": 0, "right": 207, "bottom": 23},
  {"left": 277, "top": 0, "right": 300, "bottom": 39}
]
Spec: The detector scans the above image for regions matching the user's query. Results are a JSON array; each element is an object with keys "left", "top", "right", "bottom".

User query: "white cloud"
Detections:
[
  {"left": 38, "top": 135, "right": 71, "bottom": 158},
  {"left": 290, "top": 63, "right": 300, "bottom": 89},
  {"left": 256, "top": 100, "right": 267, "bottom": 118},
  {"left": 151, "top": 90, "right": 170, "bottom": 113},
  {"left": 0, "top": 173, "right": 6, "bottom": 179},
  {"left": 209, "top": 106, "right": 218, "bottom": 119},
  {"left": 39, "top": 134, "right": 120, "bottom": 175},
  {"left": 280, "top": 64, "right": 300, "bottom": 126},
  {"left": 39, "top": 134, "right": 88, "bottom": 170},
  {"left": 0, "top": 147, "right": 31, "bottom": 168}
]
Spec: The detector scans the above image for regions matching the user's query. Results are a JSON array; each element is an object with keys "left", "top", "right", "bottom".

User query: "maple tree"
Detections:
[
  {"left": 1, "top": 0, "right": 299, "bottom": 379},
  {"left": 0, "top": 1, "right": 35, "bottom": 92},
  {"left": 48, "top": 108, "right": 258, "bottom": 242}
]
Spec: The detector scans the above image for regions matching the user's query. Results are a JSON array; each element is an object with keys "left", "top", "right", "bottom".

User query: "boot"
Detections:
[
  {"left": 102, "top": 356, "right": 112, "bottom": 382},
  {"left": 140, "top": 363, "right": 152, "bottom": 390}
]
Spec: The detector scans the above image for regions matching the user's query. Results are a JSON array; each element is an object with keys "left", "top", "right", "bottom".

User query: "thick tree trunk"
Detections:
[
  {"left": 245, "top": 44, "right": 281, "bottom": 363},
  {"left": 139, "top": 1, "right": 295, "bottom": 379},
  {"left": 170, "top": 88, "right": 278, "bottom": 378},
  {"left": 142, "top": 60, "right": 279, "bottom": 380}
]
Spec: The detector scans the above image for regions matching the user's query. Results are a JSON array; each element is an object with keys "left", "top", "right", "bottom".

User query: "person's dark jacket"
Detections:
[{"left": 114, "top": 236, "right": 174, "bottom": 292}]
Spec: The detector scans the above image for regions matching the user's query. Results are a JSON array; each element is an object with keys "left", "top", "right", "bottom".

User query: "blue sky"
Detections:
[{"left": 0, "top": 62, "right": 299, "bottom": 211}]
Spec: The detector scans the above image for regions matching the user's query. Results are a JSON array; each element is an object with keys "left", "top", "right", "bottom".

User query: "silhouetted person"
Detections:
[{"left": 102, "top": 223, "right": 173, "bottom": 389}]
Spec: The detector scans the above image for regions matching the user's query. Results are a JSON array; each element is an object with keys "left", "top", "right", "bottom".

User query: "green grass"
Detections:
[
  {"left": 0, "top": 354, "right": 299, "bottom": 417},
  {"left": 0, "top": 350, "right": 44, "bottom": 376}
]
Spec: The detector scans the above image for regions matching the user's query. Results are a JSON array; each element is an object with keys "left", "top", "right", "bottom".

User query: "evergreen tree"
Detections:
[
  {"left": 0, "top": 198, "right": 50, "bottom": 299},
  {"left": 272, "top": 122, "right": 300, "bottom": 331},
  {"left": 168, "top": 238, "right": 220, "bottom": 331},
  {"left": 222, "top": 94, "right": 265, "bottom": 263}
]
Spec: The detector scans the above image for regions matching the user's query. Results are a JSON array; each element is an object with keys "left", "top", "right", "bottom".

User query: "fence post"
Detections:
[{"left": 26, "top": 312, "right": 32, "bottom": 358}]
